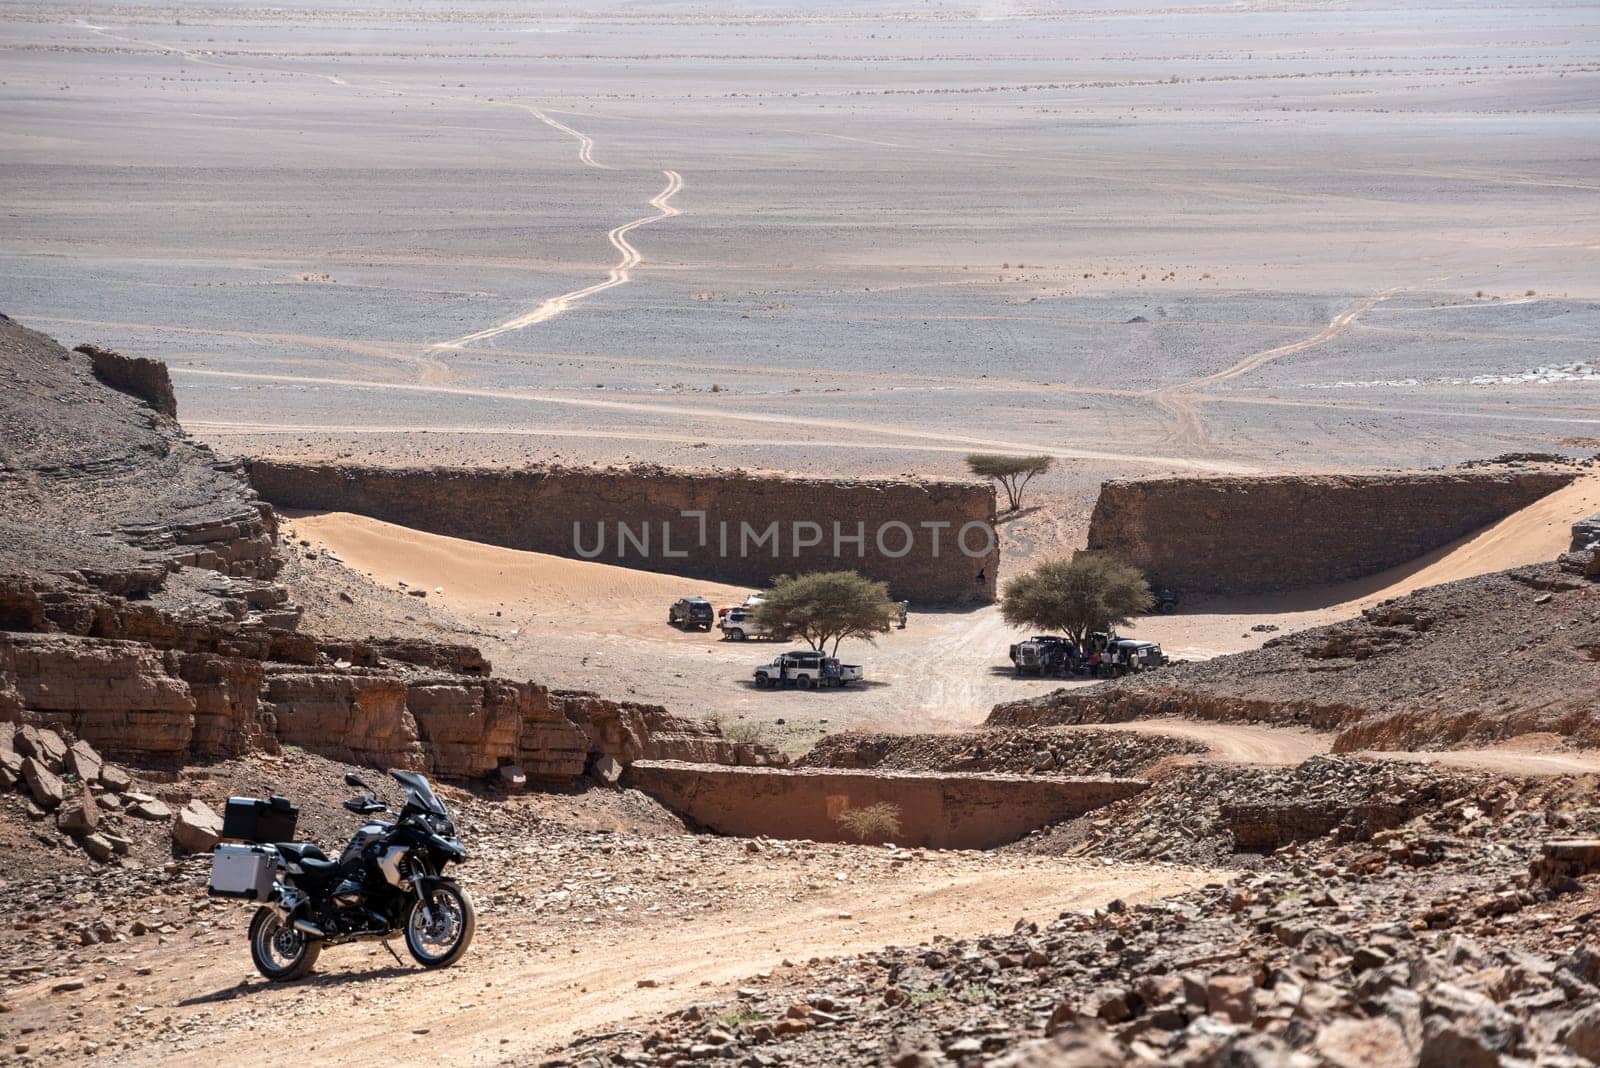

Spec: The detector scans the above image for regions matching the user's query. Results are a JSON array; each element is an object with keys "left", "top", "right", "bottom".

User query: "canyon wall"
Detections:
[
  {"left": 0, "top": 575, "right": 782, "bottom": 781},
  {"left": 247, "top": 460, "right": 998, "bottom": 604},
  {"left": 1085, "top": 469, "right": 1576, "bottom": 596}
]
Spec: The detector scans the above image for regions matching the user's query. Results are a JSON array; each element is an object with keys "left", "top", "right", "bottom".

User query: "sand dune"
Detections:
[
  {"left": 287, "top": 511, "right": 751, "bottom": 617},
  {"left": 1347, "top": 475, "right": 1600, "bottom": 604}
]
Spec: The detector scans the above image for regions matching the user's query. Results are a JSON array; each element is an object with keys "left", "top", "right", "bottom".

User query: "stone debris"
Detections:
[{"left": 564, "top": 769, "right": 1600, "bottom": 1067}]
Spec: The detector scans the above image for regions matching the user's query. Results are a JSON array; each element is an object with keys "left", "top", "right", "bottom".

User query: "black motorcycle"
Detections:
[{"left": 209, "top": 768, "right": 475, "bottom": 981}]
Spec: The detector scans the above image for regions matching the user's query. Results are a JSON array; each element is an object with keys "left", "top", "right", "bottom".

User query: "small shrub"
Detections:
[
  {"left": 835, "top": 802, "right": 903, "bottom": 844},
  {"left": 722, "top": 719, "right": 768, "bottom": 746}
]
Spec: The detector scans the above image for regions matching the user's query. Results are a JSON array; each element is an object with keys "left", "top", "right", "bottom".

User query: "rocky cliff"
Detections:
[
  {"left": 0, "top": 572, "right": 781, "bottom": 781},
  {"left": 0, "top": 315, "right": 280, "bottom": 605},
  {"left": 0, "top": 319, "right": 781, "bottom": 784},
  {"left": 1086, "top": 468, "right": 1578, "bottom": 596}
]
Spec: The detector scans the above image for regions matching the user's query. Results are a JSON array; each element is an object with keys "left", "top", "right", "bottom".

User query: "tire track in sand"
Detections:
[
  {"left": 524, "top": 106, "right": 613, "bottom": 170},
  {"left": 1148, "top": 287, "right": 1402, "bottom": 448},
  {"left": 435, "top": 167, "right": 683, "bottom": 348}
]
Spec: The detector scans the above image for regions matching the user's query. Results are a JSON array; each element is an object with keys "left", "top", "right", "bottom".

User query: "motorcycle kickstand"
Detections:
[{"left": 383, "top": 939, "right": 406, "bottom": 967}]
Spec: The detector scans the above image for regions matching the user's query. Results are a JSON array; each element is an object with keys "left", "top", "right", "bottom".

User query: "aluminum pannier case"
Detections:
[{"left": 209, "top": 843, "right": 278, "bottom": 900}]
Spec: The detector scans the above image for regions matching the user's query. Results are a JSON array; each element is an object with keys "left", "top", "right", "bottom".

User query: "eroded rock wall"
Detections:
[
  {"left": 247, "top": 460, "right": 998, "bottom": 604},
  {"left": 1085, "top": 470, "right": 1576, "bottom": 596},
  {"left": 0, "top": 575, "right": 781, "bottom": 780}
]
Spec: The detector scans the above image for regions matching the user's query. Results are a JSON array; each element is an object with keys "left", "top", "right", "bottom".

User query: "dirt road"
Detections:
[
  {"left": 8, "top": 844, "right": 1215, "bottom": 1067},
  {"left": 1066, "top": 718, "right": 1332, "bottom": 767},
  {"left": 436, "top": 166, "right": 684, "bottom": 347},
  {"left": 1149, "top": 287, "right": 1401, "bottom": 448},
  {"left": 1059, "top": 718, "right": 1600, "bottom": 778}
]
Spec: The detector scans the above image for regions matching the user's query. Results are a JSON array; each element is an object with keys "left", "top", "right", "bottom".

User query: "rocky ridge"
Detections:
[
  {"left": 990, "top": 552, "right": 1600, "bottom": 753},
  {"left": 560, "top": 764, "right": 1600, "bottom": 1067},
  {"left": 0, "top": 319, "right": 781, "bottom": 831}
]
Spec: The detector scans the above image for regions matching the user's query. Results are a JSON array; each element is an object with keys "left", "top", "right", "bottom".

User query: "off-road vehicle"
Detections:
[
  {"left": 1009, "top": 635, "right": 1077, "bottom": 676},
  {"left": 719, "top": 607, "right": 774, "bottom": 641},
  {"left": 668, "top": 597, "right": 715, "bottom": 630},
  {"left": 753, "top": 650, "right": 863, "bottom": 689}
]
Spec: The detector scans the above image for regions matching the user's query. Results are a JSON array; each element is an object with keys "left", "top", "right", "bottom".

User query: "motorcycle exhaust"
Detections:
[{"left": 292, "top": 919, "right": 326, "bottom": 940}]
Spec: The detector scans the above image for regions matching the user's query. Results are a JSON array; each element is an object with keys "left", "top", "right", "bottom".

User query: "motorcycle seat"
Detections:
[{"left": 273, "top": 842, "right": 334, "bottom": 874}]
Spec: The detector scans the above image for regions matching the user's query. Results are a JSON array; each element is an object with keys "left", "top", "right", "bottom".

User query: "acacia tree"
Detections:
[
  {"left": 753, "top": 571, "right": 902, "bottom": 656},
  {"left": 965, "top": 453, "right": 1054, "bottom": 512},
  {"left": 1000, "top": 554, "right": 1153, "bottom": 649}
]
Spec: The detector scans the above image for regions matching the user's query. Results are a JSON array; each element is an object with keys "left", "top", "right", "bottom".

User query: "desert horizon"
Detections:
[{"left": 3, "top": 2, "right": 1600, "bottom": 1066}]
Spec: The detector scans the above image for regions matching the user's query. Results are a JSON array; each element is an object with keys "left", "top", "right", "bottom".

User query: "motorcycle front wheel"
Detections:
[
  {"left": 405, "top": 882, "right": 476, "bottom": 969},
  {"left": 249, "top": 907, "right": 321, "bottom": 981}
]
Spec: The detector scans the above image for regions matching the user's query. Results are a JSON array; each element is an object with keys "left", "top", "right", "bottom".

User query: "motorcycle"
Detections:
[{"left": 209, "top": 768, "right": 475, "bottom": 981}]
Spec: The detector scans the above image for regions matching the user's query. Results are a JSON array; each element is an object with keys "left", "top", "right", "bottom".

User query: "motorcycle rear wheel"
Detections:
[
  {"left": 405, "top": 883, "right": 476, "bottom": 969},
  {"left": 248, "top": 907, "right": 321, "bottom": 981}
]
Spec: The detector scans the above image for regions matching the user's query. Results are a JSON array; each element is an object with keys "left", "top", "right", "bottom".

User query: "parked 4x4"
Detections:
[
  {"left": 753, "top": 651, "right": 863, "bottom": 689},
  {"left": 719, "top": 607, "right": 773, "bottom": 641},
  {"left": 1009, "top": 635, "right": 1077, "bottom": 676},
  {"left": 668, "top": 597, "right": 714, "bottom": 631}
]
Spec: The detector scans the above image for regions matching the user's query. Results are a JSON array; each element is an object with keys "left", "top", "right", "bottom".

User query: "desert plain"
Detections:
[{"left": 4, "top": 2, "right": 1600, "bottom": 1067}]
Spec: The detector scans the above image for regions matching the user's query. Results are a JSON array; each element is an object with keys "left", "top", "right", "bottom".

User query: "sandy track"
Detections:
[
  {"left": 437, "top": 168, "right": 684, "bottom": 347},
  {"left": 75, "top": 20, "right": 350, "bottom": 85},
  {"left": 1060, "top": 719, "right": 1600, "bottom": 778},
  {"left": 524, "top": 105, "right": 614, "bottom": 170},
  {"left": 1149, "top": 288, "right": 1401, "bottom": 448},
  {"left": 1069, "top": 718, "right": 1332, "bottom": 766},
  {"left": 14, "top": 855, "right": 1212, "bottom": 1067}
]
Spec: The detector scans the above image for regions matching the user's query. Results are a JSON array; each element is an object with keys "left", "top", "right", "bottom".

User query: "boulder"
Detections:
[
  {"left": 80, "top": 833, "right": 115, "bottom": 862},
  {"left": 172, "top": 799, "right": 223, "bottom": 854},
  {"left": 1316, "top": 1016, "right": 1415, "bottom": 1068},
  {"left": 1562, "top": 1005, "right": 1600, "bottom": 1062},
  {"left": 0, "top": 747, "right": 22, "bottom": 789},
  {"left": 99, "top": 763, "right": 133, "bottom": 793},
  {"left": 21, "top": 757, "right": 65, "bottom": 808},
  {"left": 591, "top": 754, "right": 623, "bottom": 786},
  {"left": 65, "top": 740, "right": 103, "bottom": 784},
  {"left": 16, "top": 725, "right": 68, "bottom": 771},
  {"left": 56, "top": 787, "right": 100, "bottom": 835},
  {"left": 128, "top": 797, "right": 173, "bottom": 820}
]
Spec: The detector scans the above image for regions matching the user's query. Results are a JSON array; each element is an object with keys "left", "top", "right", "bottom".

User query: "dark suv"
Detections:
[{"left": 668, "top": 597, "right": 715, "bottom": 631}]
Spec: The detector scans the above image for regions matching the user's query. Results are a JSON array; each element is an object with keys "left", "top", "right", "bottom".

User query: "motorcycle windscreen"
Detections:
[{"left": 390, "top": 769, "right": 448, "bottom": 815}]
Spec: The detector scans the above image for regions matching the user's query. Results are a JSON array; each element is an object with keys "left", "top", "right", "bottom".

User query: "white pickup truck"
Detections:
[{"left": 753, "top": 651, "right": 863, "bottom": 689}]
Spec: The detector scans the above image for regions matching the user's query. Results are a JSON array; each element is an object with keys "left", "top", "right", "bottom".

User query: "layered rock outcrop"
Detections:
[
  {"left": 0, "top": 573, "right": 782, "bottom": 780},
  {"left": 0, "top": 316, "right": 285, "bottom": 624}
]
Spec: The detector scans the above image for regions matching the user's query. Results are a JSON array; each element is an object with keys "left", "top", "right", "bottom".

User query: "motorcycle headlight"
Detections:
[{"left": 426, "top": 814, "right": 456, "bottom": 836}]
